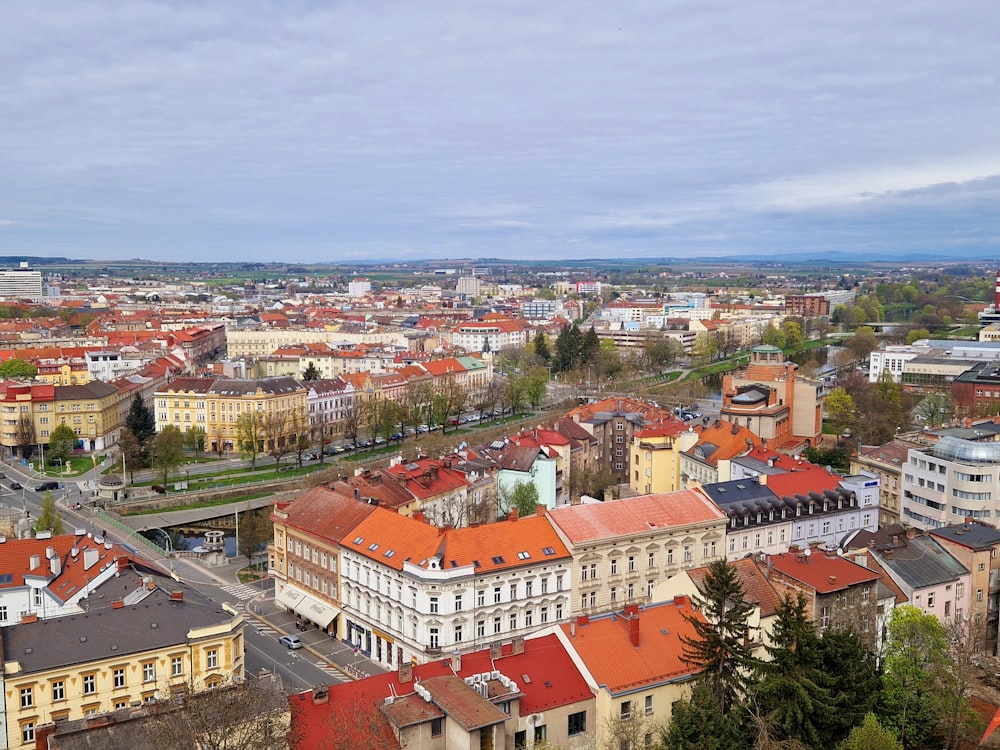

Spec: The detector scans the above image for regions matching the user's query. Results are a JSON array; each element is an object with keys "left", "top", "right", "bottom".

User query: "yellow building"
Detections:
[
  {"left": 1, "top": 570, "right": 243, "bottom": 748},
  {"left": 51, "top": 382, "right": 120, "bottom": 453},
  {"left": 630, "top": 426, "right": 699, "bottom": 495},
  {"left": 155, "top": 376, "right": 308, "bottom": 454}
]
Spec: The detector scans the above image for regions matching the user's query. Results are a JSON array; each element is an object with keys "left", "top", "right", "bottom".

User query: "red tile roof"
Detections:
[
  {"left": 547, "top": 490, "right": 726, "bottom": 545},
  {"left": 766, "top": 549, "right": 881, "bottom": 594},
  {"left": 687, "top": 557, "right": 783, "bottom": 617},
  {"left": 560, "top": 599, "right": 702, "bottom": 693},
  {"left": 289, "top": 634, "right": 591, "bottom": 749},
  {"left": 275, "top": 486, "right": 378, "bottom": 543}
]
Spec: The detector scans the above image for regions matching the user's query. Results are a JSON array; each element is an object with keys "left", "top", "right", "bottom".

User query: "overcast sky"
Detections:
[{"left": 2, "top": 1, "right": 999, "bottom": 264}]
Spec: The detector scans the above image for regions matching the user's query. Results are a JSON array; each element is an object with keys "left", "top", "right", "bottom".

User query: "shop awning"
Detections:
[
  {"left": 275, "top": 587, "right": 305, "bottom": 611},
  {"left": 292, "top": 594, "right": 339, "bottom": 629}
]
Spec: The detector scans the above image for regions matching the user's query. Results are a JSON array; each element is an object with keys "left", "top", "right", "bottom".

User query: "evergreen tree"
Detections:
[
  {"left": 302, "top": 362, "right": 321, "bottom": 381},
  {"left": 663, "top": 679, "right": 750, "bottom": 750},
  {"left": 125, "top": 394, "right": 156, "bottom": 444},
  {"left": 47, "top": 424, "right": 79, "bottom": 466},
  {"left": 752, "top": 593, "right": 832, "bottom": 749},
  {"left": 532, "top": 332, "right": 550, "bottom": 362},
  {"left": 580, "top": 325, "right": 600, "bottom": 364},
  {"left": 679, "top": 559, "right": 758, "bottom": 713},
  {"left": 553, "top": 323, "right": 582, "bottom": 372},
  {"left": 819, "top": 628, "right": 880, "bottom": 743},
  {"left": 837, "top": 713, "right": 902, "bottom": 750}
]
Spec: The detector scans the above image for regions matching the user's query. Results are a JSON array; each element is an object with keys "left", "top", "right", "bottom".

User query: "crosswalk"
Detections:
[
  {"left": 221, "top": 583, "right": 262, "bottom": 601},
  {"left": 313, "top": 660, "right": 346, "bottom": 682},
  {"left": 254, "top": 624, "right": 279, "bottom": 637}
]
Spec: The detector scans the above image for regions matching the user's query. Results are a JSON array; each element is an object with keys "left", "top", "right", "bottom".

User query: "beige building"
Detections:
[
  {"left": 629, "top": 425, "right": 699, "bottom": 495},
  {"left": 225, "top": 326, "right": 404, "bottom": 359},
  {"left": 1, "top": 570, "right": 244, "bottom": 748},
  {"left": 546, "top": 489, "right": 728, "bottom": 617},
  {"left": 853, "top": 439, "right": 912, "bottom": 526}
]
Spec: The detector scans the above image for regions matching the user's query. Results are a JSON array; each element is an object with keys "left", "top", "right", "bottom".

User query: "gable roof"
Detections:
[
  {"left": 275, "top": 487, "right": 378, "bottom": 543},
  {"left": 547, "top": 490, "right": 725, "bottom": 545},
  {"left": 766, "top": 549, "right": 881, "bottom": 594}
]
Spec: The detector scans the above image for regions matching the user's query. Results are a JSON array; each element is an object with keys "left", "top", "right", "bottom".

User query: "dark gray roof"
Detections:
[
  {"left": 2, "top": 570, "right": 235, "bottom": 674},
  {"left": 872, "top": 535, "right": 969, "bottom": 590},
  {"left": 208, "top": 376, "right": 303, "bottom": 396},
  {"left": 700, "top": 478, "right": 779, "bottom": 509},
  {"left": 931, "top": 521, "right": 1000, "bottom": 551},
  {"left": 54, "top": 381, "right": 120, "bottom": 400}
]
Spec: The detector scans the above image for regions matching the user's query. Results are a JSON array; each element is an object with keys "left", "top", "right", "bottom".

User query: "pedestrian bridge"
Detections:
[{"left": 104, "top": 493, "right": 288, "bottom": 534}]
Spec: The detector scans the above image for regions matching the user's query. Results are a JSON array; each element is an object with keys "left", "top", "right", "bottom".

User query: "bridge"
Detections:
[{"left": 101, "top": 492, "right": 293, "bottom": 534}]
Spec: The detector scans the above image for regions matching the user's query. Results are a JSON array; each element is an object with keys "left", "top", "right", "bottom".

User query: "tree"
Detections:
[
  {"left": 818, "top": 628, "right": 880, "bottom": 742},
  {"left": 118, "top": 427, "right": 142, "bottom": 482},
  {"left": 238, "top": 507, "right": 273, "bottom": 560},
  {"left": 692, "top": 332, "right": 719, "bottom": 367},
  {"left": 760, "top": 323, "right": 786, "bottom": 349},
  {"left": 581, "top": 325, "right": 600, "bottom": 364},
  {"left": 35, "top": 492, "right": 64, "bottom": 535},
  {"left": 824, "top": 388, "right": 856, "bottom": 437},
  {"left": 879, "top": 605, "right": 951, "bottom": 749},
  {"left": 905, "top": 327, "right": 930, "bottom": 345},
  {"left": 149, "top": 425, "right": 185, "bottom": 484},
  {"left": 312, "top": 687, "right": 401, "bottom": 750},
  {"left": 837, "top": 714, "right": 902, "bottom": 750},
  {"left": 262, "top": 410, "right": 292, "bottom": 468},
  {"left": 498, "top": 480, "right": 538, "bottom": 517},
  {"left": 139, "top": 673, "right": 289, "bottom": 750},
  {"left": 523, "top": 366, "right": 549, "bottom": 408},
  {"left": 680, "top": 559, "right": 758, "bottom": 714},
  {"left": 913, "top": 392, "right": 951, "bottom": 427},
  {"left": 844, "top": 327, "right": 878, "bottom": 363},
  {"left": 664, "top": 680, "right": 750, "bottom": 750},
  {"left": 236, "top": 412, "right": 264, "bottom": 470},
  {"left": 302, "top": 361, "right": 321, "bottom": 381},
  {"left": 567, "top": 462, "right": 617, "bottom": 501},
  {"left": 183, "top": 425, "right": 207, "bottom": 454},
  {"left": 644, "top": 335, "right": 684, "bottom": 373},
  {"left": 15, "top": 415, "right": 36, "bottom": 460},
  {"left": 47, "top": 423, "right": 79, "bottom": 466},
  {"left": 0, "top": 358, "right": 38, "bottom": 378},
  {"left": 532, "top": 331, "right": 551, "bottom": 363},
  {"left": 752, "top": 593, "right": 831, "bottom": 749},
  {"left": 125, "top": 394, "right": 156, "bottom": 445},
  {"left": 287, "top": 408, "right": 312, "bottom": 466},
  {"left": 780, "top": 320, "right": 804, "bottom": 348}
]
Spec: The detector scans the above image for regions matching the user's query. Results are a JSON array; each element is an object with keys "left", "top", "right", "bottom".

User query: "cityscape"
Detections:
[{"left": 0, "top": 257, "right": 996, "bottom": 749}]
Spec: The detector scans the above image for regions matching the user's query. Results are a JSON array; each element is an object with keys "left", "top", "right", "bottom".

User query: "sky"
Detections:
[{"left": 2, "top": 1, "right": 999, "bottom": 264}]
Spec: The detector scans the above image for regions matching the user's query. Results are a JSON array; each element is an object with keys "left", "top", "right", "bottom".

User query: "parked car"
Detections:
[
  {"left": 304, "top": 452, "right": 320, "bottom": 460},
  {"left": 35, "top": 481, "right": 60, "bottom": 492},
  {"left": 9, "top": 482, "right": 21, "bottom": 490},
  {"left": 278, "top": 634, "right": 303, "bottom": 650}
]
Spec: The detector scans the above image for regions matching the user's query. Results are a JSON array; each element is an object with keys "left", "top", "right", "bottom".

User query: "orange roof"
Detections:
[
  {"left": 561, "top": 599, "right": 702, "bottom": 692},
  {"left": 344, "top": 509, "right": 570, "bottom": 574},
  {"left": 766, "top": 549, "right": 881, "bottom": 594},
  {"left": 688, "top": 557, "right": 783, "bottom": 617},
  {"left": 547, "top": 490, "right": 725, "bottom": 544}
]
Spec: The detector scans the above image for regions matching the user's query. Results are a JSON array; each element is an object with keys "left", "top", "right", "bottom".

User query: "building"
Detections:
[
  {"left": 784, "top": 295, "right": 830, "bottom": 318},
  {"left": 679, "top": 419, "right": 762, "bottom": 488},
  {"left": 930, "top": 520, "right": 1000, "bottom": 654},
  {"left": 0, "top": 264, "right": 43, "bottom": 302},
  {"left": 764, "top": 547, "right": 885, "bottom": 652},
  {"left": 291, "top": 634, "right": 594, "bottom": 750},
  {"left": 721, "top": 345, "right": 824, "bottom": 450},
  {"left": 853, "top": 440, "right": 911, "bottom": 526},
  {"left": 450, "top": 319, "right": 530, "bottom": 354},
  {"left": 551, "top": 597, "right": 701, "bottom": 750},
  {"left": 952, "top": 361, "right": 1000, "bottom": 416},
  {"left": 546, "top": 490, "right": 727, "bottom": 617},
  {"left": 334, "top": 505, "right": 571, "bottom": 669},
  {"left": 629, "top": 424, "right": 699, "bottom": 495},
  {"left": 347, "top": 278, "right": 372, "bottom": 297},
  {"left": 900, "top": 435, "right": 1000, "bottom": 529},
  {"left": 0, "top": 568, "right": 244, "bottom": 748}
]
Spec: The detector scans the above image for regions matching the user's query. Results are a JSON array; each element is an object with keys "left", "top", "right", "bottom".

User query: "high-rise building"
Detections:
[{"left": 0, "top": 262, "right": 43, "bottom": 301}]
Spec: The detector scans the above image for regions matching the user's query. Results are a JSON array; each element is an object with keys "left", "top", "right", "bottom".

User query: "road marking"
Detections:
[
  {"left": 221, "top": 583, "right": 261, "bottom": 601},
  {"left": 254, "top": 625, "right": 278, "bottom": 637}
]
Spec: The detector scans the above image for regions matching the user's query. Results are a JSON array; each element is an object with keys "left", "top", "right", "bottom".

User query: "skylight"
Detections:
[
  {"left": 517, "top": 551, "right": 530, "bottom": 560},
  {"left": 353, "top": 536, "right": 364, "bottom": 545},
  {"left": 368, "top": 543, "right": 379, "bottom": 551},
  {"left": 492, "top": 555, "right": 505, "bottom": 564},
  {"left": 542, "top": 547, "right": 556, "bottom": 556}
]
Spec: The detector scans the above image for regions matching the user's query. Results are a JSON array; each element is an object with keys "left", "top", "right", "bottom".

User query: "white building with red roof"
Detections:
[{"left": 339, "top": 506, "right": 572, "bottom": 669}]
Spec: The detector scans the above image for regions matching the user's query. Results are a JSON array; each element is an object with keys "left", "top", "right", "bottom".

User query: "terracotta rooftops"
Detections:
[
  {"left": 547, "top": 489, "right": 725, "bottom": 545},
  {"left": 766, "top": 548, "right": 881, "bottom": 594}
]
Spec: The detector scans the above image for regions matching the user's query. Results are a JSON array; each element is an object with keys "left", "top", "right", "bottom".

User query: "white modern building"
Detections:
[{"left": 0, "top": 263, "right": 43, "bottom": 301}]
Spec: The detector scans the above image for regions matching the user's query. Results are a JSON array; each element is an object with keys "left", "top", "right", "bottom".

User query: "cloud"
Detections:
[{"left": 1, "top": 1, "right": 999, "bottom": 260}]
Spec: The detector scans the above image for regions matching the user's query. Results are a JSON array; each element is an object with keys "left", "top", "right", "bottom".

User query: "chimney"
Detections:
[
  {"left": 758, "top": 473, "right": 767, "bottom": 486},
  {"left": 536, "top": 505, "right": 546, "bottom": 518},
  {"left": 512, "top": 636, "right": 525, "bottom": 655},
  {"left": 674, "top": 594, "right": 688, "bottom": 607},
  {"left": 905, "top": 527, "right": 917, "bottom": 540},
  {"left": 628, "top": 612, "right": 640, "bottom": 648},
  {"left": 828, "top": 575, "right": 836, "bottom": 584},
  {"left": 762, "top": 437, "right": 768, "bottom": 450},
  {"left": 884, "top": 550, "right": 893, "bottom": 560},
  {"left": 508, "top": 507, "right": 518, "bottom": 522},
  {"left": 312, "top": 686, "right": 330, "bottom": 705},
  {"left": 170, "top": 591, "right": 184, "bottom": 602},
  {"left": 399, "top": 662, "right": 413, "bottom": 684},
  {"left": 490, "top": 641, "right": 502, "bottom": 660},
  {"left": 29, "top": 554, "right": 40, "bottom": 570},
  {"left": 21, "top": 612, "right": 38, "bottom": 624},
  {"left": 413, "top": 511, "right": 425, "bottom": 524},
  {"left": 112, "top": 600, "right": 124, "bottom": 609},
  {"left": 354, "top": 487, "right": 360, "bottom": 500},
  {"left": 117, "top": 556, "right": 130, "bottom": 572},
  {"left": 451, "top": 653, "right": 462, "bottom": 672},
  {"left": 49, "top": 555, "right": 61, "bottom": 577}
]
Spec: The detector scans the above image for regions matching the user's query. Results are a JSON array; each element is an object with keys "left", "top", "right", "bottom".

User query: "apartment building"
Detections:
[
  {"left": 0, "top": 265, "right": 43, "bottom": 302},
  {"left": 629, "top": 423, "right": 698, "bottom": 495},
  {"left": 853, "top": 440, "right": 911, "bottom": 526},
  {"left": 1, "top": 571, "right": 244, "bottom": 748},
  {"left": 546, "top": 490, "right": 727, "bottom": 617},
  {"left": 338, "top": 507, "right": 571, "bottom": 669}
]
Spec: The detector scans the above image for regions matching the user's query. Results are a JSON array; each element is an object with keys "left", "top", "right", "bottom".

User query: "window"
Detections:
[
  {"left": 21, "top": 722, "right": 34, "bottom": 744},
  {"left": 541, "top": 606, "right": 549, "bottom": 623},
  {"left": 0, "top": 605, "right": 6, "bottom": 622},
  {"left": 207, "top": 649, "right": 218, "bottom": 670},
  {"left": 477, "top": 620, "right": 485, "bottom": 638},
  {"left": 83, "top": 674, "right": 96, "bottom": 695},
  {"left": 454, "top": 594, "right": 463, "bottom": 611},
  {"left": 454, "top": 624, "right": 464, "bottom": 643},
  {"left": 515, "top": 730, "right": 527, "bottom": 749},
  {"left": 494, "top": 586, "right": 502, "bottom": 604},
  {"left": 628, "top": 555, "right": 635, "bottom": 571},
  {"left": 430, "top": 628, "right": 440, "bottom": 649},
  {"left": 477, "top": 589, "right": 485, "bottom": 606},
  {"left": 648, "top": 552, "right": 655, "bottom": 568},
  {"left": 645, "top": 695, "right": 653, "bottom": 715},
  {"left": 510, "top": 613, "right": 517, "bottom": 630},
  {"left": 431, "top": 718, "right": 443, "bottom": 737},
  {"left": 113, "top": 668, "right": 126, "bottom": 689},
  {"left": 20, "top": 686, "right": 33, "bottom": 708},
  {"left": 978, "top": 589, "right": 984, "bottom": 602},
  {"left": 494, "top": 616, "right": 502, "bottom": 634},
  {"left": 819, "top": 606, "right": 830, "bottom": 628},
  {"left": 143, "top": 662, "right": 156, "bottom": 683},
  {"left": 430, "top": 596, "right": 439, "bottom": 613},
  {"left": 535, "top": 725, "right": 547, "bottom": 742},
  {"left": 568, "top": 711, "right": 587, "bottom": 736},
  {"left": 172, "top": 657, "right": 183, "bottom": 677},
  {"left": 52, "top": 680, "right": 64, "bottom": 701},
  {"left": 621, "top": 700, "right": 632, "bottom": 720},
  {"left": 927, "top": 593, "right": 935, "bottom": 608},
  {"left": 611, "top": 558, "right": 618, "bottom": 575},
  {"left": 525, "top": 609, "right": 533, "bottom": 627}
]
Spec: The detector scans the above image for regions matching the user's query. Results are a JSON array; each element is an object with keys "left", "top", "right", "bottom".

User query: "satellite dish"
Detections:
[{"left": 803, "top": 548, "right": 811, "bottom": 557}]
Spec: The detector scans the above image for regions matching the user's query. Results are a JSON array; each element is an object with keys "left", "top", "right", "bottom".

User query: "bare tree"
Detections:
[
  {"left": 236, "top": 412, "right": 265, "bottom": 470},
  {"left": 16, "top": 415, "right": 36, "bottom": 460},
  {"left": 138, "top": 673, "right": 290, "bottom": 750},
  {"left": 263, "top": 410, "right": 293, "bottom": 469},
  {"left": 287, "top": 407, "right": 312, "bottom": 467}
]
